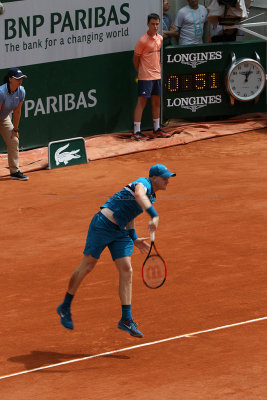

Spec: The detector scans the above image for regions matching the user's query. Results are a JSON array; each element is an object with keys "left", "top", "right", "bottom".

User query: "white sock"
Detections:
[
  {"left": 134, "top": 122, "right": 141, "bottom": 134},
  {"left": 153, "top": 118, "right": 160, "bottom": 132}
]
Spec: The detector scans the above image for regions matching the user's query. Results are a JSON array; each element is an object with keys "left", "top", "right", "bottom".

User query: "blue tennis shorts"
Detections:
[
  {"left": 83, "top": 212, "right": 134, "bottom": 261},
  {"left": 138, "top": 79, "right": 161, "bottom": 97}
]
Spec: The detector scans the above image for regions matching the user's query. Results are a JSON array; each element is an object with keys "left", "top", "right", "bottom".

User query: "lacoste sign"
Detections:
[
  {"left": 48, "top": 137, "right": 88, "bottom": 169},
  {"left": 55, "top": 143, "right": 81, "bottom": 166}
]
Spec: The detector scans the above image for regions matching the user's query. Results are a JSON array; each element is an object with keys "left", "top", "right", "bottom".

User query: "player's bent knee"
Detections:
[{"left": 81, "top": 254, "right": 98, "bottom": 273}]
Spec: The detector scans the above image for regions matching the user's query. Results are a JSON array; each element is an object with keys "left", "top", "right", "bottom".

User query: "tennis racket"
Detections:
[{"left": 142, "top": 231, "right": 167, "bottom": 289}]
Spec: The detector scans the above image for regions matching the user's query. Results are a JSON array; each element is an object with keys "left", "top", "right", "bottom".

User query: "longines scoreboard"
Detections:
[{"left": 162, "top": 40, "right": 266, "bottom": 120}]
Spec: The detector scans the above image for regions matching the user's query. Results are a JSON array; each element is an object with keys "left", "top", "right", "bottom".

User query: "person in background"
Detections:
[
  {"left": 163, "top": 0, "right": 179, "bottom": 47},
  {"left": 174, "top": 0, "right": 208, "bottom": 45},
  {"left": 132, "top": 13, "right": 171, "bottom": 141},
  {"left": 209, "top": 23, "right": 237, "bottom": 42},
  {"left": 0, "top": 67, "right": 28, "bottom": 181}
]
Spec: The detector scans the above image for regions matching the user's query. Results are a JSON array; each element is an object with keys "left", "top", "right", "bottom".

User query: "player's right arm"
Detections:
[{"left": 135, "top": 184, "right": 159, "bottom": 233}]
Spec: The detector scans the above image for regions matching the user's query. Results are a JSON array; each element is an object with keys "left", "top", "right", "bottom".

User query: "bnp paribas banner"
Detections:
[{"left": 0, "top": 0, "right": 161, "bottom": 151}]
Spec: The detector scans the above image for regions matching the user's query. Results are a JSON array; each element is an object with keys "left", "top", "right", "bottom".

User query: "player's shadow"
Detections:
[{"left": 8, "top": 350, "right": 130, "bottom": 373}]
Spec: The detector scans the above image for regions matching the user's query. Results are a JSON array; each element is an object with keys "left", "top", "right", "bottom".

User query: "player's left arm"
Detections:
[{"left": 126, "top": 219, "right": 149, "bottom": 254}]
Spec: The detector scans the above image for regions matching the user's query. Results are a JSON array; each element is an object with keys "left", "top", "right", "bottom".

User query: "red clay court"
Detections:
[{"left": 1, "top": 126, "right": 267, "bottom": 399}]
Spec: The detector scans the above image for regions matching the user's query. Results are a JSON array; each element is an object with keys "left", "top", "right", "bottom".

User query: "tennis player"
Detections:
[{"left": 57, "top": 164, "right": 176, "bottom": 337}]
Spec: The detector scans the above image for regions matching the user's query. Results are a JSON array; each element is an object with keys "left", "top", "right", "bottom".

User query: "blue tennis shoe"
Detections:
[
  {"left": 57, "top": 304, "right": 74, "bottom": 330},
  {"left": 117, "top": 318, "right": 143, "bottom": 338}
]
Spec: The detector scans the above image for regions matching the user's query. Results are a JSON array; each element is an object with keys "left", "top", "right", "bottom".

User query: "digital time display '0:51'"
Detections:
[
  {"left": 162, "top": 41, "right": 266, "bottom": 120},
  {"left": 167, "top": 72, "right": 221, "bottom": 92}
]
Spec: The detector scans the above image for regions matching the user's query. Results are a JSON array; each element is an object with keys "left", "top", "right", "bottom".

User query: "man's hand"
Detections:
[
  {"left": 134, "top": 238, "right": 150, "bottom": 254},
  {"left": 11, "top": 129, "right": 19, "bottom": 138},
  {"left": 148, "top": 216, "right": 159, "bottom": 233}
]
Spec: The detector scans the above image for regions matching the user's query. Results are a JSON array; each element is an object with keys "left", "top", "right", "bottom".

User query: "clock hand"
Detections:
[
  {"left": 245, "top": 70, "right": 253, "bottom": 83},
  {"left": 239, "top": 70, "right": 252, "bottom": 82},
  {"left": 240, "top": 71, "right": 249, "bottom": 82},
  {"left": 240, "top": 72, "right": 249, "bottom": 82}
]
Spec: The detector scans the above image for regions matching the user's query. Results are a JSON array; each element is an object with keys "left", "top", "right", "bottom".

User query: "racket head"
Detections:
[{"left": 142, "top": 253, "right": 167, "bottom": 289}]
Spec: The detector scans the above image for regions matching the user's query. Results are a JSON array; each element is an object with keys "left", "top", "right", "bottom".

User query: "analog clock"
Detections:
[{"left": 226, "top": 52, "right": 266, "bottom": 105}]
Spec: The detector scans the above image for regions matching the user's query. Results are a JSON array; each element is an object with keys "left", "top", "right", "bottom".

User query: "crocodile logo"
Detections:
[{"left": 55, "top": 143, "right": 81, "bottom": 166}]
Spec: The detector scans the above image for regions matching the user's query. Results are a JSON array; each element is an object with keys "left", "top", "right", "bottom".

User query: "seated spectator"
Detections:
[
  {"left": 209, "top": 23, "right": 237, "bottom": 42},
  {"left": 163, "top": 1, "right": 179, "bottom": 47},
  {"left": 174, "top": 0, "right": 208, "bottom": 45},
  {"left": 207, "top": 0, "right": 250, "bottom": 27}
]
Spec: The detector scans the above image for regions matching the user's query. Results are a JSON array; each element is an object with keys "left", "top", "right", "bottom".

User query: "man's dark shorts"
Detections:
[
  {"left": 83, "top": 212, "right": 134, "bottom": 261},
  {"left": 138, "top": 79, "right": 161, "bottom": 97}
]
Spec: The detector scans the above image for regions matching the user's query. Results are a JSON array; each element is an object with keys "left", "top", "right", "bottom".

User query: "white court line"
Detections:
[{"left": 0, "top": 316, "right": 266, "bottom": 381}]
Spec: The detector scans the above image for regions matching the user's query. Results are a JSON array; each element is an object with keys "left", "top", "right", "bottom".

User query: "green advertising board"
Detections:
[
  {"left": 6, "top": 51, "right": 141, "bottom": 150},
  {"left": 48, "top": 137, "right": 88, "bottom": 169},
  {"left": 163, "top": 40, "right": 267, "bottom": 120},
  {"left": 0, "top": 0, "right": 161, "bottom": 151}
]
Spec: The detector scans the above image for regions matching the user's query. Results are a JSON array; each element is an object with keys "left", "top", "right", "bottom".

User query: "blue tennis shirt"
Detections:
[
  {"left": 101, "top": 177, "right": 156, "bottom": 229},
  {"left": 0, "top": 83, "right": 25, "bottom": 120}
]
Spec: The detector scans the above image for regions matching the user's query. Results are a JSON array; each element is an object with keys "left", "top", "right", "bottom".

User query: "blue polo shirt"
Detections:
[
  {"left": 101, "top": 177, "right": 156, "bottom": 229},
  {"left": 0, "top": 83, "right": 25, "bottom": 120}
]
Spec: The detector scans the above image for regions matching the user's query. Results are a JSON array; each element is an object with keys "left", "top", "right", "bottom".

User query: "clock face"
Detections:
[{"left": 227, "top": 59, "right": 266, "bottom": 101}]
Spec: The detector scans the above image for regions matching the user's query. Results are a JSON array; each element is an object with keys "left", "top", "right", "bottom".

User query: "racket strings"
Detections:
[{"left": 143, "top": 255, "right": 166, "bottom": 289}]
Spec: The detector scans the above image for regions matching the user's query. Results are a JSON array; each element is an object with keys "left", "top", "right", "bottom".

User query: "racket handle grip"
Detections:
[{"left": 150, "top": 231, "right": 155, "bottom": 242}]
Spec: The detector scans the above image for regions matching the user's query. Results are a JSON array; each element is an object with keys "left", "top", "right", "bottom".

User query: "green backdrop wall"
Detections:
[{"left": 0, "top": 52, "right": 152, "bottom": 151}]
